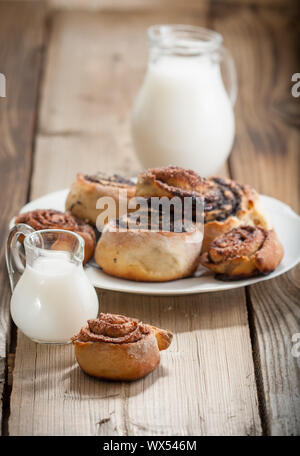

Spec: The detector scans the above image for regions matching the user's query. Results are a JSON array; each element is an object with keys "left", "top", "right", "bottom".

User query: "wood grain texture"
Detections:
[
  {"left": 10, "top": 290, "right": 261, "bottom": 436},
  {"left": 0, "top": 1, "right": 45, "bottom": 433},
  {"left": 33, "top": 8, "right": 229, "bottom": 196},
  {"left": 9, "top": 9, "right": 261, "bottom": 435},
  {"left": 248, "top": 268, "right": 300, "bottom": 435},
  {"left": 210, "top": 3, "right": 300, "bottom": 435},
  {"left": 43, "top": 0, "right": 297, "bottom": 11},
  {"left": 210, "top": 3, "right": 300, "bottom": 209}
]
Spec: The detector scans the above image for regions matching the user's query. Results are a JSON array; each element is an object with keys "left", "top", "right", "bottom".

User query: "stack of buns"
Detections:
[
  {"left": 16, "top": 166, "right": 283, "bottom": 281},
  {"left": 14, "top": 168, "right": 284, "bottom": 383}
]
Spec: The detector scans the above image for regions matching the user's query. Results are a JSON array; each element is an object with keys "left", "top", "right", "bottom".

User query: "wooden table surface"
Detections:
[{"left": 0, "top": 0, "right": 299, "bottom": 436}]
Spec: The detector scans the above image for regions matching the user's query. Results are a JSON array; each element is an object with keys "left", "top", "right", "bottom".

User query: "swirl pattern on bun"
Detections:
[
  {"left": 136, "top": 167, "right": 271, "bottom": 252},
  {"left": 136, "top": 166, "right": 207, "bottom": 199},
  {"left": 201, "top": 176, "right": 271, "bottom": 251},
  {"left": 65, "top": 172, "right": 136, "bottom": 228},
  {"left": 15, "top": 209, "right": 96, "bottom": 264},
  {"left": 74, "top": 313, "right": 150, "bottom": 344},
  {"left": 204, "top": 177, "right": 251, "bottom": 222},
  {"left": 72, "top": 313, "right": 173, "bottom": 381},
  {"left": 200, "top": 225, "right": 284, "bottom": 279}
]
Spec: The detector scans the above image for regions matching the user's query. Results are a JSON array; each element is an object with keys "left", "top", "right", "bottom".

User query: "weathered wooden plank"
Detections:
[
  {"left": 31, "top": 137, "right": 229, "bottom": 198},
  {"left": 34, "top": 8, "right": 230, "bottom": 197},
  {"left": 43, "top": 0, "right": 297, "bottom": 12},
  {"left": 9, "top": 10, "right": 261, "bottom": 435},
  {"left": 31, "top": 135, "right": 142, "bottom": 197},
  {"left": 210, "top": 4, "right": 300, "bottom": 435},
  {"left": 248, "top": 268, "right": 300, "bottom": 435},
  {"left": 0, "top": 1, "right": 46, "bottom": 433},
  {"left": 210, "top": 3, "right": 300, "bottom": 209},
  {"left": 11, "top": 289, "right": 261, "bottom": 436}
]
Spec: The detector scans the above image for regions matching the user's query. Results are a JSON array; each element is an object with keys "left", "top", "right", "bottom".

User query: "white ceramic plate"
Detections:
[{"left": 13, "top": 188, "right": 300, "bottom": 296}]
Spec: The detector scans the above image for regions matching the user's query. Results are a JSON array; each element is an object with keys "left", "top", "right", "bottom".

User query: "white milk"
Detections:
[
  {"left": 11, "top": 255, "right": 98, "bottom": 343},
  {"left": 131, "top": 55, "right": 235, "bottom": 176}
]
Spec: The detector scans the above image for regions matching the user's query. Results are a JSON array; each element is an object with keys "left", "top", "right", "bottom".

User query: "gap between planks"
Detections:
[
  {"left": 209, "top": 2, "right": 300, "bottom": 435},
  {"left": 8, "top": 8, "right": 262, "bottom": 435},
  {"left": 0, "top": 1, "right": 47, "bottom": 434}
]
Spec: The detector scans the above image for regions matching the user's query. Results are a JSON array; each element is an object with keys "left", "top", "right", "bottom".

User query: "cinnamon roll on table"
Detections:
[
  {"left": 72, "top": 313, "right": 173, "bottom": 381},
  {"left": 136, "top": 167, "right": 271, "bottom": 252},
  {"left": 15, "top": 209, "right": 96, "bottom": 264},
  {"left": 200, "top": 225, "right": 284, "bottom": 280},
  {"left": 65, "top": 172, "right": 136, "bottom": 228}
]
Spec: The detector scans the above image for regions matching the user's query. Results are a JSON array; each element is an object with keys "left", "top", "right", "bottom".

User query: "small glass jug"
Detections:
[
  {"left": 6, "top": 224, "right": 99, "bottom": 344},
  {"left": 131, "top": 25, "right": 237, "bottom": 176}
]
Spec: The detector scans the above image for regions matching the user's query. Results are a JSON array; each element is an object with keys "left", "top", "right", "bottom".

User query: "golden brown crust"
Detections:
[
  {"left": 136, "top": 168, "right": 271, "bottom": 253},
  {"left": 254, "top": 229, "right": 284, "bottom": 273},
  {"left": 65, "top": 172, "right": 136, "bottom": 227},
  {"left": 136, "top": 166, "right": 208, "bottom": 198},
  {"left": 202, "top": 177, "right": 271, "bottom": 252},
  {"left": 152, "top": 326, "right": 173, "bottom": 351},
  {"left": 15, "top": 209, "right": 96, "bottom": 264},
  {"left": 94, "top": 216, "right": 203, "bottom": 282},
  {"left": 72, "top": 313, "right": 173, "bottom": 381},
  {"left": 200, "top": 226, "right": 284, "bottom": 279}
]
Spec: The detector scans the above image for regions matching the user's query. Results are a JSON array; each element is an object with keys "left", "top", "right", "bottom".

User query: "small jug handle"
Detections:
[
  {"left": 6, "top": 223, "right": 35, "bottom": 292},
  {"left": 219, "top": 46, "right": 238, "bottom": 106}
]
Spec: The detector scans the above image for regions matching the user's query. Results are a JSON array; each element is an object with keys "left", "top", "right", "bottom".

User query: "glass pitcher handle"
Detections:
[
  {"left": 6, "top": 223, "right": 35, "bottom": 292},
  {"left": 219, "top": 46, "right": 238, "bottom": 106}
]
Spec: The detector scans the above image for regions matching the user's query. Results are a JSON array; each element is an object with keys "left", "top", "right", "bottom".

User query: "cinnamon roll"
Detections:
[
  {"left": 136, "top": 167, "right": 271, "bottom": 252},
  {"left": 94, "top": 205, "right": 203, "bottom": 282},
  {"left": 72, "top": 313, "right": 173, "bottom": 381},
  {"left": 201, "top": 176, "right": 271, "bottom": 252},
  {"left": 15, "top": 209, "right": 96, "bottom": 264},
  {"left": 200, "top": 225, "right": 284, "bottom": 279},
  {"left": 136, "top": 166, "right": 207, "bottom": 198},
  {"left": 65, "top": 172, "right": 136, "bottom": 228}
]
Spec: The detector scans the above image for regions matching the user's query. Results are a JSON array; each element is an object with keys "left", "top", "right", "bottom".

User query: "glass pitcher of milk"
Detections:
[
  {"left": 6, "top": 224, "right": 99, "bottom": 344},
  {"left": 131, "top": 25, "right": 237, "bottom": 176}
]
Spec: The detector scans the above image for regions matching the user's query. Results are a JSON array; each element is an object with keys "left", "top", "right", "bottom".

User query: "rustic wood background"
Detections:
[{"left": 0, "top": 0, "right": 299, "bottom": 436}]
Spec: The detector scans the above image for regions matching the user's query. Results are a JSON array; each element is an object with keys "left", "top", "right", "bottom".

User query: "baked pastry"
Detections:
[
  {"left": 15, "top": 209, "right": 96, "bottom": 264},
  {"left": 94, "top": 206, "right": 203, "bottom": 282},
  {"left": 136, "top": 167, "right": 271, "bottom": 252},
  {"left": 72, "top": 313, "right": 173, "bottom": 381},
  {"left": 136, "top": 166, "right": 207, "bottom": 198},
  {"left": 65, "top": 172, "right": 136, "bottom": 229},
  {"left": 201, "top": 176, "right": 271, "bottom": 252},
  {"left": 200, "top": 225, "right": 284, "bottom": 279}
]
